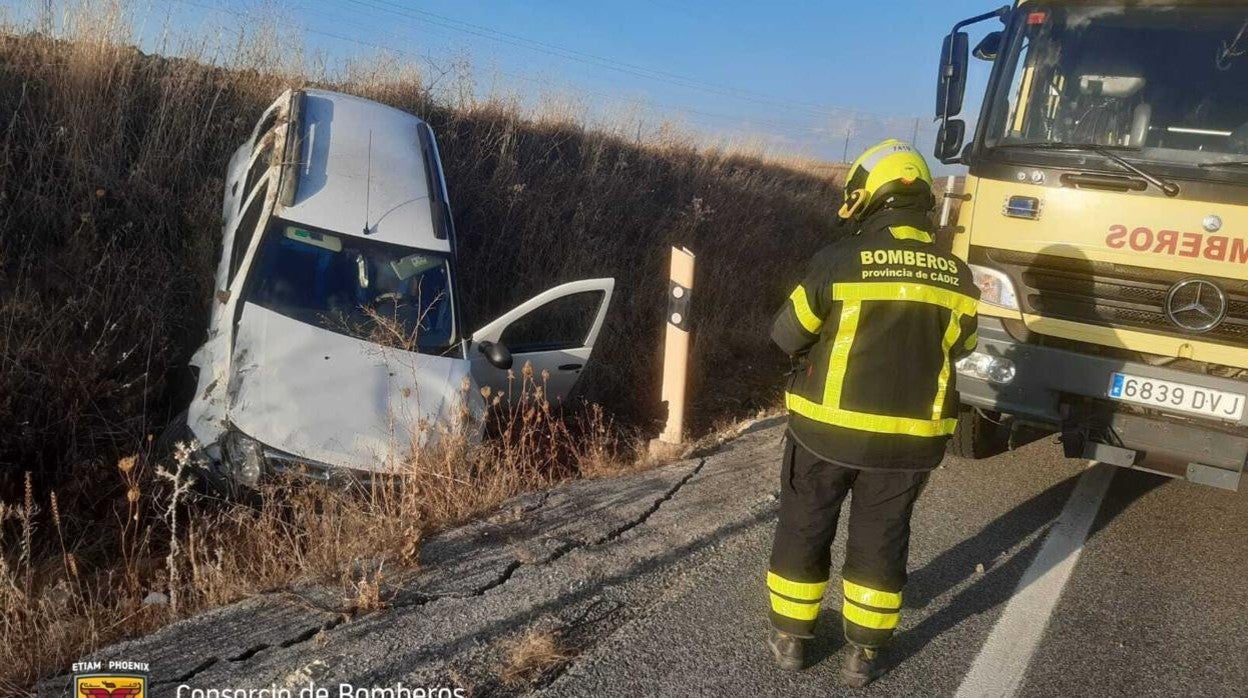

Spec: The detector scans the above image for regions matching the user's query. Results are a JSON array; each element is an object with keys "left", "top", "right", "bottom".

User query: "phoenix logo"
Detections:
[{"left": 75, "top": 674, "right": 145, "bottom": 698}]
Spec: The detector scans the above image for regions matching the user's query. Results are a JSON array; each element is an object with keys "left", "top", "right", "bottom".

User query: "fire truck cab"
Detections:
[{"left": 935, "top": 1, "right": 1248, "bottom": 489}]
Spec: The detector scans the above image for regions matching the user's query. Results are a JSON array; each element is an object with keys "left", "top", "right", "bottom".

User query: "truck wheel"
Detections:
[{"left": 949, "top": 407, "right": 1007, "bottom": 459}]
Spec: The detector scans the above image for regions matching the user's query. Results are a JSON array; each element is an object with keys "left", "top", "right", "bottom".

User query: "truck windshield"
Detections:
[
  {"left": 245, "top": 219, "right": 456, "bottom": 352},
  {"left": 983, "top": 4, "right": 1248, "bottom": 174}
]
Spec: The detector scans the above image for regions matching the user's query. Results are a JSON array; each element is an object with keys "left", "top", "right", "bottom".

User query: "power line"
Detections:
[
  {"left": 349, "top": 0, "right": 811, "bottom": 108},
  {"left": 287, "top": 0, "right": 466, "bottom": 58},
  {"left": 168, "top": 0, "right": 842, "bottom": 141},
  {"left": 163, "top": 0, "right": 939, "bottom": 155},
  {"left": 340, "top": 0, "right": 911, "bottom": 123}
]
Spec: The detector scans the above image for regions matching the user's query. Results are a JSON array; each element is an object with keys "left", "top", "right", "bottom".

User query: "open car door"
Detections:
[{"left": 471, "top": 278, "right": 615, "bottom": 404}]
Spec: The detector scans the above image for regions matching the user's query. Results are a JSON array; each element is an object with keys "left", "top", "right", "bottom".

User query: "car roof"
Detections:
[{"left": 277, "top": 89, "right": 450, "bottom": 253}]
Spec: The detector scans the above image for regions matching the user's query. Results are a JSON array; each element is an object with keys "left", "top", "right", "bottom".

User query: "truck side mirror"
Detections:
[
  {"left": 936, "top": 31, "right": 970, "bottom": 119},
  {"left": 973, "top": 31, "right": 1003, "bottom": 61},
  {"left": 478, "top": 341, "right": 513, "bottom": 370},
  {"left": 935, "top": 119, "right": 967, "bottom": 163}
]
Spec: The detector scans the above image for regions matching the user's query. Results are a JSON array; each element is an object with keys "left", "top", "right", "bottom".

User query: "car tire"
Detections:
[
  {"left": 153, "top": 408, "right": 192, "bottom": 461},
  {"left": 949, "top": 407, "right": 1008, "bottom": 459},
  {"left": 153, "top": 410, "right": 233, "bottom": 498}
]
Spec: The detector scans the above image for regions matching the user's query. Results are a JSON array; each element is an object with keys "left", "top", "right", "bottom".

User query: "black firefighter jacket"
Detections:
[{"left": 772, "top": 208, "right": 980, "bottom": 471}]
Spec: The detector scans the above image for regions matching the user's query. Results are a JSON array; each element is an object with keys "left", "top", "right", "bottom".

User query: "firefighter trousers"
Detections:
[{"left": 767, "top": 434, "right": 930, "bottom": 647}]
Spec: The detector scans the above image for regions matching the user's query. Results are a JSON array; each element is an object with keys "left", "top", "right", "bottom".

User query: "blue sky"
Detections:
[{"left": 11, "top": 0, "right": 1001, "bottom": 165}]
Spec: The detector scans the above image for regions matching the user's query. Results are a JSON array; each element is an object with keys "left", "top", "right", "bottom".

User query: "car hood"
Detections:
[{"left": 227, "top": 303, "right": 473, "bottom": 472}]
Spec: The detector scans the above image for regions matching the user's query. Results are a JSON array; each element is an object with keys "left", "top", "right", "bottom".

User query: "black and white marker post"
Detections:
[{"left": 650, "top": 246, "right": 696, "bottom": 459}]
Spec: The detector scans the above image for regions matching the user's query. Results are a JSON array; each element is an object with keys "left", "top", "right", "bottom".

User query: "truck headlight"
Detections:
[
  {"left": 970, "top": 264, "right": 1019, "bottom": 311},
  {"left": 223, "top": 430, "right": 265, "bottom": 487},
  {"left": 956, "top": 352, "right": 1016, "bottom": 384}
]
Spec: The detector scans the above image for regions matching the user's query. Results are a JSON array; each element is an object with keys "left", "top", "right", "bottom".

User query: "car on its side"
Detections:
[{"left": 182, "top": 88, "right": 614, "bottom": 486}]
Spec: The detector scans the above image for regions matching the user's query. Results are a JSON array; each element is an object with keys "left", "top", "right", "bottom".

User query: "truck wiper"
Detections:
[
  {"left": 1196, "top": 160, "right": 1248, "bottom": 168},
  {"left": 995, "top": 142, "right": 1181, "bottom": 197}
]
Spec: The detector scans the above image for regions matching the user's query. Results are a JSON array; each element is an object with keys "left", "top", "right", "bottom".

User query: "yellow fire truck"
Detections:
[{"left": 935, "top": 2, "right": 1248, "bottom": 489}]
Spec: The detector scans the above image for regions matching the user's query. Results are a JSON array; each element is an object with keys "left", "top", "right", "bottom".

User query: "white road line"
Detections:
[{"left": 955, "top": 462, "right": 1117, "bottom": 698}]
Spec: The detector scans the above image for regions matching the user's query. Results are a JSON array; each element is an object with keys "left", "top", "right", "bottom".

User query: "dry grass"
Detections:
[
  {"left": 0, "top": 10, "right": 841, "bottom": 486},
  {"left": 0, "top": 2, "right": 844, "bottom": 691},
  {"left": 0, "top": 368, "right": 632, "bottom": 692},
  {"left": 498, "top": 627, "right": 573, "bottom": 688}
]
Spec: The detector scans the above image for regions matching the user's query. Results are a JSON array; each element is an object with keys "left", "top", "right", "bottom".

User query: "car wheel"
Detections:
[
  {"left": 153, "top": 408, "right": 192, "bottom": 461},
  {"left": 153, "top": 410, "right": 234, "bottom": 498}
]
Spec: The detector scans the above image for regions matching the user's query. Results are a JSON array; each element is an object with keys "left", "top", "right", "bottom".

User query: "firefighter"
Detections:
[{"left": 765, "top": 139, "right": 979, "bottom": 687}]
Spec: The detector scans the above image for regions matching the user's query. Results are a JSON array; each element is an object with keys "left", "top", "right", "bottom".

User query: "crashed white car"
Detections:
[{"left": 183, "top": 89, "right": 613, "bottom": 485}]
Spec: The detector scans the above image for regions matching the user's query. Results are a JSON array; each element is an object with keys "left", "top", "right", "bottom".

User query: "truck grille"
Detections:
[{"left": 979, "top": 249, "right": 1248, "bottom": 348}]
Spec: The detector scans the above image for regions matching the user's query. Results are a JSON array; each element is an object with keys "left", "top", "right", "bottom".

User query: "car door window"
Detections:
[
  {"left": 251, "top": 107, "right": 278, "bottom": 150},
  {"left": 240, "top": 141, "right": 273, "bottom": 212},
  {"left": 229, "top": 182, "right": 268, "bottom": 285},
  {"left": 499, "top": 291, "right": 604, "bottom": 354}
]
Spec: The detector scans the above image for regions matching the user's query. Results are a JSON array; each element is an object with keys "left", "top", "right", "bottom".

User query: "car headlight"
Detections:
[
  {"left": 956, "top": 352, "right": 1016, "bottom": 384},
  {"left": 970, "top": 264, "right": 1019, "bottom": 311},
  {"left": 223, "top": 430, "right": 265, "bottom": 487}
]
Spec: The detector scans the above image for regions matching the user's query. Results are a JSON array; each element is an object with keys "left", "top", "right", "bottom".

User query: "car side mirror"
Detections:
[
  {"left": 973, "top": 31, "right": 1002, "bottom": 61},
  {"left": 935, "top": 119, "right": 967, "bottom": 163},
  {"left": 478, "top": 341, "right": 513, "bottom": 370}
]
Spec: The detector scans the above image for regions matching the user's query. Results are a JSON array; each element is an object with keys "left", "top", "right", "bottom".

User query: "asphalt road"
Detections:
[
  {"left": 544, "top": 428, "right": 1248, "bottom": 698},
  {"left": 50, "top": 420, "right": 1248, "bottom": 697}
]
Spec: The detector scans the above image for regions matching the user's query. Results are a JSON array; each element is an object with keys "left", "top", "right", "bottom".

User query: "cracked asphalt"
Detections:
[{"left": 41, "top": 418, "right": 1248, "bottom": 697}]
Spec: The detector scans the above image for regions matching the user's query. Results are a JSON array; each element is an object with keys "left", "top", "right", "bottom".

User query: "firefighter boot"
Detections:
[
  {"left": 841, "top": 644, "right": 882, "bottom": 687},
  {"left": 767, "top": 629, "right": 805, "bottom": 671}
]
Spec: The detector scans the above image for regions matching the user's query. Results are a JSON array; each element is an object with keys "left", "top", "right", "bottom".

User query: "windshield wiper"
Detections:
[
  {"left": 1197, "top": 160, "right": 1248, "bottom": 169},
  {"left": 995, "top": 142, "right": 1181, "bottom": 197}
]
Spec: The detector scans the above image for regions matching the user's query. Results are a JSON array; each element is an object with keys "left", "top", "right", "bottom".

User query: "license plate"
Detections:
[{"left": 1108, "top": 373, "right": 1245, "bottom": 422}]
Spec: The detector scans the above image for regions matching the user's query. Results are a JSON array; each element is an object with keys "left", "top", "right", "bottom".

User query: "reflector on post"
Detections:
[{"left": 652, "top": 246, "right": 696, "bottom": 457}]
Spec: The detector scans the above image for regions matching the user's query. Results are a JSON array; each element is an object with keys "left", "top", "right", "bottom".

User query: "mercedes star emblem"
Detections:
[
  {"left": 1203, "top": 214, "right": 1223, "bottom": 233},
  {"left": 1165, "top": 278, "right": 1227, "bottom": 333}
]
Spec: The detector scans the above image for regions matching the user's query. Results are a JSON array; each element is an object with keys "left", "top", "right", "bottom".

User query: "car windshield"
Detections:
[
  {"left": 245, "top": 219, "right": 456, "bottom": 352},
  {"left": 983, "top": 4, "right": 1248, "bottom": 174}
]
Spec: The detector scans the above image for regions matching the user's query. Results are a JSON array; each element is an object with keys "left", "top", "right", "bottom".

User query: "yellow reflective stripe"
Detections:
[
  {"left": 842, "top": 600, "right": 900, "bottom": 630},
  {"left": 843, "top": 580, "right": 902, "bottom": 610},
  {"left": 789, "top": 286, "right": 822, "bottom": 334},
  {"left": 888, "top": 225, "right": 934, "bottom": 243},
  {"left": 786, "top": 393, "right": 959, "bottom": 437},
  {"left": 768, "top": 572, "right": 828, "bottom": 602},
  {"left": 822, "top": 300, "right": 861, "bottom": 408},
  {"left": 964, "top": 332, "right": 978, "bottom": 351},
  {"left": 931, "top": 312, "right": 964, "bottom": 420},
  {"left": 834, "top": 282, "right": 978, "bottom": 317},
  {"left": 771, "top": 593, "right": 821, "bottom": 621},
  {"left": 787, "top": 281, "right": 974, "bottom": 437}
]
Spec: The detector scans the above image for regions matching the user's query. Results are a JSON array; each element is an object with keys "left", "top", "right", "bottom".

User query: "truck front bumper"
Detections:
[{"left": 959, "top": 317, "right": 1248, "bottom": 489}]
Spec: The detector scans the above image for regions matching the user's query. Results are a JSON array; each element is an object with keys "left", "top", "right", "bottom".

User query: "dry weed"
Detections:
[
  {"left": 0, "top": 1, "right": 843, "bottom": 691},
  {"left": 498, "top": 627, "right": 572, "bottom": 687},
  {"left": 0, "top": 369, "right": 630, "bottom": 690}
]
